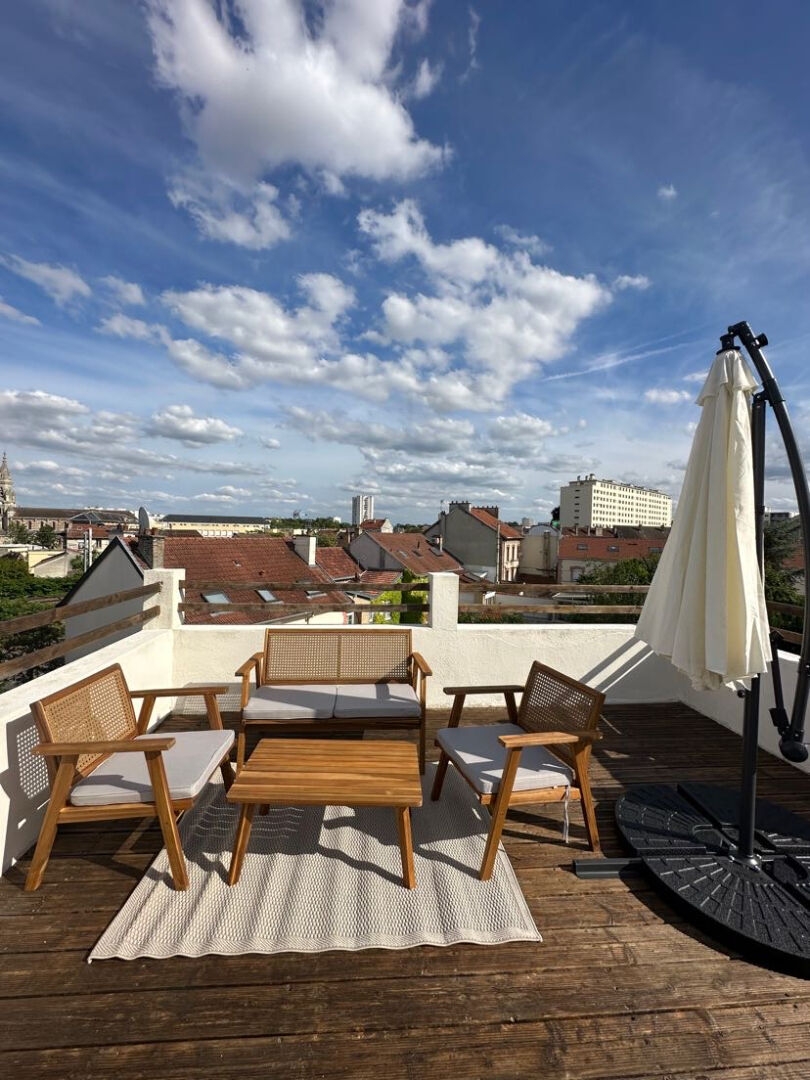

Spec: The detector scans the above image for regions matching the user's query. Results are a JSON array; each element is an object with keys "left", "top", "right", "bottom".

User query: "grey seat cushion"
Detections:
[
  {"left": 334, "top": 682, "right": 421, "bottom": 719},
  {"left": 243, "top": 684, "right": 338, "bottom": 721},
  {"left": 70, "top": 729, "right": 234, "bottom": 807},
  {"left": 436, "top": 723, "right": 573, "bottom": 795}
]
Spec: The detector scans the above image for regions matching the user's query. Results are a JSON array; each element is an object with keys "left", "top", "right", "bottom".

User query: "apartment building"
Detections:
[
  {"left": 559, "top": 475, "right": 672, "bottom": 530},
  {"left": 351, "top": 494, "right": 375, "bottom": 526}
]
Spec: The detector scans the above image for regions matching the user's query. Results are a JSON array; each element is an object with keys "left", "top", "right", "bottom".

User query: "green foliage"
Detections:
[
  {"left": 33, "top": 523, "right": 59, "bottom": 549},
  {"left": 0, "top": 558, "right": 80, "bottom": 689},
  {"left": 7, "top": 520, "right": 30, "bottom": 543},
  {"left": 763, "top": 519, "right": 803, "bottom": 640},
  {"left": 458, "top": 610, "right": 524, "bottom": 623},
  {"left": 559, "top": 554, "right": 660, "bottom": 624}
]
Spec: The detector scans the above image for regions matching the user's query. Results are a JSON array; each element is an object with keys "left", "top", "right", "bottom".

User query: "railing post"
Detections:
[
  {"left": 428, "top": 572, "right": 459, "bottom": 631},
  {"left": 143, "top": 569, "right": 183, "bottom": 629}
]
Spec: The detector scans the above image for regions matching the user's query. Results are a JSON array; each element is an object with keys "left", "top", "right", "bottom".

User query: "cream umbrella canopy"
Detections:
[{"left": 635, "top": 347, "right": 771, "bottom": 690}]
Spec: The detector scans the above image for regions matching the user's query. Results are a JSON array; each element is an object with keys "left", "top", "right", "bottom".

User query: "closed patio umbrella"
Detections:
[{"left": 634, "top": 347, "right": 771, "bottom": 690}]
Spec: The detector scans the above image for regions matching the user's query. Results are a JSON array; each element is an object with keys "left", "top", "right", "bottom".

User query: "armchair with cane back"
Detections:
[
  {"left": 431, "top": 661, "right": 605, "bottom": 880},
  {"left": 25, "top": 663, "right": 235, "bottom": 892}
]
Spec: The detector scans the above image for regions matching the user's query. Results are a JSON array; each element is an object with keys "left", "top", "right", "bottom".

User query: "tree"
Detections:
[
  {"left": 7, "top": 520, "right": 30, "bottom": 543},
  {"left": 33, "top": 523, "right": 59, "bottom": 549},
  {"left": 763, "top": 518, "right": 803, "bottom": 639},
  {"left": 561, "top": 554, "right": 660, "bottom": 623}
]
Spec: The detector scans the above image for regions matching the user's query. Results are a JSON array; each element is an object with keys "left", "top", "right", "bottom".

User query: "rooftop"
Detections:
[{"left": 2, "top": 698, "right": 809, "bottom": 1076}]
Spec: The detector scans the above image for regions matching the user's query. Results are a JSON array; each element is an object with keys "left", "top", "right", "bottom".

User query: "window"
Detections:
[
  {"left": 577, "top": 543, "right": 587, "bottom": 551},
  {"left": 256, "top": 588, "right": 279, "bottom": 602},
  {"left": 202, "top": 591, "right": 229, "bottom": 604},
  {"left": 305, "top": 589, "right": 325, "bottom": 598},
  {"left": 607, "top": 544, "right": 619, "bottom": 552}
]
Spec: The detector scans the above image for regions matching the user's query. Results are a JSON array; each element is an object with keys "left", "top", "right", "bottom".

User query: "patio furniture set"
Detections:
[{"left": 22, "top": 628, "right": 605, "bottom": 893}]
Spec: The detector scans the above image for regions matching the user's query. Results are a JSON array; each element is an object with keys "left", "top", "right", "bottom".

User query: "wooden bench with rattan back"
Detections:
[{"left": 235, "top": 627, "right": 432, "bottom": 771}]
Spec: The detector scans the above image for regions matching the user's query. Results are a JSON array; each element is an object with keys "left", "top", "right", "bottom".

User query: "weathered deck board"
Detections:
[{"left": 2, "top": 700, "right": 810, "bottom": 1079}]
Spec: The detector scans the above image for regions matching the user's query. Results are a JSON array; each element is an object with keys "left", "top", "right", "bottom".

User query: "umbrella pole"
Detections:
[{"left": 735, "top": 390, "right": 768, "bottom": 866}]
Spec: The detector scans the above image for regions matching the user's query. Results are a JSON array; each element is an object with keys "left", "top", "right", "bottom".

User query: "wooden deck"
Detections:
[{"left": 3, "top": 701, "right": 810, "bottom": 1078}]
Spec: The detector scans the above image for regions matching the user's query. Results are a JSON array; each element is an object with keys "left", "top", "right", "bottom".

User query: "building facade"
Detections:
[
  {"left": 424, "top": 502, "right": 522, "bottom": 583},
  {"left": 351, "top": 494, "right": 375, "bottom": 526},
  {"left": 559, "top": 475, "right": 672, "bottom": 530}
]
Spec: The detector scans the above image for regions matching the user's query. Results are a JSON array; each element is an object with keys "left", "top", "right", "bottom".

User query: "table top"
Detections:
[{"left": 227, "top": 739, "right": 423, "bottom": 808}]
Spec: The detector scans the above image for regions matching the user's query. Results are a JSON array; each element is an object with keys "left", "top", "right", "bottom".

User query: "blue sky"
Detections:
[{"left": 2, "top": 0, "right": 810, "bottom": 525}]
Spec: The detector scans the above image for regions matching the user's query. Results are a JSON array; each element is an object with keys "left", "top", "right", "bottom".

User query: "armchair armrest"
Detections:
[
  {"left": 133, "top": 683, "right": 228, "bottom": 734},
  {"left": 498, "top": 730, "right": 602, "bottom": 748},
  {"left": 235, "top": 653, "right": 263, "bottom": 678},
  {"left": 235, "top": 652, "right": 263, "bottom": 710},
  {"left": 131, "top": 686, "right": 228, "bottom": 698},
  {"left": 33, "top": 737, "right": 176, "bottom": 757},
  {"left": 410, "top": 652, "right": 433, "bottom": 677},
  {"left": 444, "top": 684, "right": 524, "bottom": 696},
  {"left": 443, "top": 683, "right": 525, "bottom": 727}
]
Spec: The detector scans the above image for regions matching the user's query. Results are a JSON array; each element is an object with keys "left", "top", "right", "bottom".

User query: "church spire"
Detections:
[{"left": 0, "top": 451, "right": 16, "bottom": 533}]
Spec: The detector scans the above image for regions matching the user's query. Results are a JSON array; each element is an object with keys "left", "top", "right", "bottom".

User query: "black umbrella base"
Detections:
[{"left": 614, "top": 783, "right": 810, "bottom": 976}]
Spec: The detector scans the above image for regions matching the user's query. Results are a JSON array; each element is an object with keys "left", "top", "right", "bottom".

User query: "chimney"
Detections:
[
  {"left": 292, "top": 534, "right": 317, "bottom": 566},
  {"left": 138, "top": 532, "right": 164, "bottom": 569}
]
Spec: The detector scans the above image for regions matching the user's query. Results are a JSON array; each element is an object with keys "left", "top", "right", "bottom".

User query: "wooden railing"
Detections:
[
  {"left": 0, "top": 584, "right": 162, "bottom": 680},
  {"left": 459, "top": 582, "right": 651, "bottom": 617},
  {"left": 178, "top": 579, "right": 429, "bottom": 621}
]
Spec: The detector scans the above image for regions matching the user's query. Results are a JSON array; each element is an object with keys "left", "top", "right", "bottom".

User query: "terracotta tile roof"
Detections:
[
  {"left": 357, "top": 569, "right": 403, "bottom": 587},
  {"left": 558, "top": 534, "right": 668, "bottom": 561},
  {"left": 315, "top": 546, "right": 361, "bottom": 581},
  {"left": 468, "top": 507, "right": 522, "bottom": 539},
  {"left": 363, "top": 532, "right": 465, "bottom": 575},
  {"left": 360, "top": 518, "right": 389, "bottom": 530},
  {"left": 160, "top": 536, "right": 347, "bottom": 625}
]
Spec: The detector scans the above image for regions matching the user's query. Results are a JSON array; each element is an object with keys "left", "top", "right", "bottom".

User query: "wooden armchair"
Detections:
[
  {"left": 25, "top": 663, "right": 235, "bottom": 892},
  {"left": 431, "top": 661, "right": 604, "bottom": 880}
]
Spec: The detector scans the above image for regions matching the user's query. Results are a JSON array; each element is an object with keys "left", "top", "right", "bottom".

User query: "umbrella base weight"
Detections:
[{"left": 616, "top": 783, "right": 810, "bottom": 976}]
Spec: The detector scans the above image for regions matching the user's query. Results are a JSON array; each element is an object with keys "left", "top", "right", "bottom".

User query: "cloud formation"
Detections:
[
  {"left": 2, "top": 255, "right": 91, "bottom": 306},
  {"left": 147, "top": 0, "right": 445, "bottom": 243}
]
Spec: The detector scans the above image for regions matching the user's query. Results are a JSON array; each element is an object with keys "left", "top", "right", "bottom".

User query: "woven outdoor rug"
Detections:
[{"left": 89, "top": 763, "right": 540, "bottom": 960}]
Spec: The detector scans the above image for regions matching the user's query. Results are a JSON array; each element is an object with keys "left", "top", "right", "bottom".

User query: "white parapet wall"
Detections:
[{"left": 3, "top": 570, "right": 805, "bottom": 876}]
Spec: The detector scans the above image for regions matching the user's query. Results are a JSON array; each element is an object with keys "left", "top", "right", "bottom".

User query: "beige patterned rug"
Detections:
[{"left": 89, "top": 763, "right": 540, "bottom": 961}]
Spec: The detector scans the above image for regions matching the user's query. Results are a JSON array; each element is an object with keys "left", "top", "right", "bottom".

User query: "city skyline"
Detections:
[{"left": 3, "top": 2, "right": 810, "bottom": 524}]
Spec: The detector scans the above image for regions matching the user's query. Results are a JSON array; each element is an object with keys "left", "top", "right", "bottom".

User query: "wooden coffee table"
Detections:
[{"left": 226, "top": 739, "right": 423, "bottom": 888}]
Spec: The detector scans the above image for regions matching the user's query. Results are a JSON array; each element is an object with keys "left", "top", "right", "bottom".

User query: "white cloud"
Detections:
[
  {"left": 286, "top": 406, "right": 474, "bottom": 454},
  {"left": 657, "top": 183, "right": 678, "bottom": 201},
  {"left": 145, "top": 404, "right": 243, "bottom": 447},
  {"left": 361, "top": 201, "right": 610, "bottom": 396},
  {"left": 98, "top": 313, "right": 167, "bottom": 342},
  {"left": 169, "top": 176, "right": 291, "bottom": 250},
  {"left": 495, "top": 225, "right": 550, "bottom": 258},
  {"left": 0, "top": 295, "right": 40, "bottom": 325},
  {"left": 461, "top": 7, "right": 481, "bottom": 82},
  {"left": 1, "top": 255, "right": 91, "bottom": 305},
  {"left": 147, "top": 0, "right": 444, "bottom": 198},
  {"left": 644, "top": 388, "right": 692, "bottom": 404},
  {"left": 613, "top": 274, "right": 651, "bottom": 291},
  {"left": 410, "top": 58, "right": 441, "bottom": 99},
  {"left": 260, "top": 437, "right": 281, "bottom": 450},
  {"left": 101, "top": 275, "right": 146, "bottom": 306}
]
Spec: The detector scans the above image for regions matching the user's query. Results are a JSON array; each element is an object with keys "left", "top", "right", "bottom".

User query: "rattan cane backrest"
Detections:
[
  {"left": 517, "top": 661, "right": 604, "bottom": 740},
  {"left": 31, "top": 663, "right": 137, "bottom": 778},
  {"left": 262, "top": 627, "right": 412, "bottom": 684}
]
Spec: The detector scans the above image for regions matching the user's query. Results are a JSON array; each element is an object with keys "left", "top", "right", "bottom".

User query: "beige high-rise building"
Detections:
[{"left": 559, "top": 474, "right": 672, "bottom": 530}]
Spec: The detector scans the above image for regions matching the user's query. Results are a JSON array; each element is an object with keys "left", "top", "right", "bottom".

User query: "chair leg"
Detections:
[
  {"left": 479, "top": 747, "right": 522, "bottom": 881},
  {"left": 145, "top": 751, "right": 189, "bottom": 890},
  {"left": 220, "top": 756, "right": 236, "bottom": 792},
  {"left": 418, "top": 720, "right": 426, "bottom": 775},
  {"left": 25, "top": 758, "right": 76, "bottom": 892},
  {"left": 430, "top": 750, "right": 450, "bottom": 800},
  {"left": 573, "top": 747, "right": 600, "bottom": 852},
  {"left": 236, "top": 727, "right": 246, "bottom": 771}
]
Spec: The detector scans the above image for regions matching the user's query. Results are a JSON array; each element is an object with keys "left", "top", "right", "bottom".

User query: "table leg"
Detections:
[
  {"left": 396, "top": 806, "right": 416, "bottom": 889},
  {"left": 228, "top": 803, "right": 256, "bottom": 885}
]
